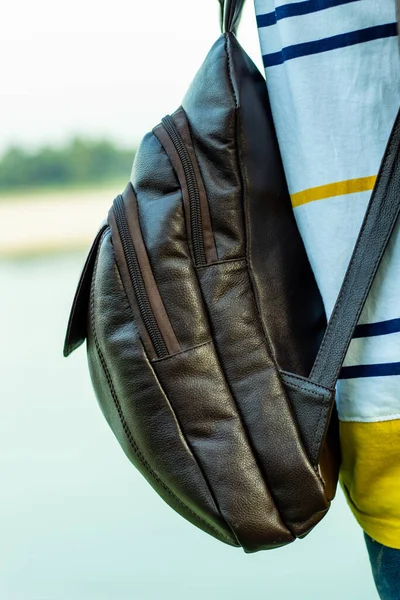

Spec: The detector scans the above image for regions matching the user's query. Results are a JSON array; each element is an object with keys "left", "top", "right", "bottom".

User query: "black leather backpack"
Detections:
[{"left": 63, "top": 0, "right": 400, "bottom": 552}]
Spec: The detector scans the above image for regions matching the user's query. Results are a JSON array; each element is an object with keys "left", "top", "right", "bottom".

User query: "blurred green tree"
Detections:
[{"left": 0, "top": 138, "right": 136, "bottom": 191}]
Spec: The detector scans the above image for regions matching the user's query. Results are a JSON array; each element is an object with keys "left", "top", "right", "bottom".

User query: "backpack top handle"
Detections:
[{"left": 219, "top": 0, "right": 246, "bottom": 34}]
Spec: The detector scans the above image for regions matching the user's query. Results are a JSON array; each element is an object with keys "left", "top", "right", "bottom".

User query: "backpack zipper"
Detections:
[
  {"left": 161, "top": 114, "right": 207, "bottom": 266},
  {"left": 113, "top": 194, "right": 169, "bottom": 358}
]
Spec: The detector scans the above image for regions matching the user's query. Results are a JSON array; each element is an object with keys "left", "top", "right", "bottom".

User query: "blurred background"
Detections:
[{"left": 1, "top": 1, "right": 378, "bottom": 598}]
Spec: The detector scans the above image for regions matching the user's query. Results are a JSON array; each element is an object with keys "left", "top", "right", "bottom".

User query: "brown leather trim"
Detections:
[
  {"left": 152, "top": 123, "right": 193, "bottom": 256},
  {"left": 153, "top": 110, "right": 218, "bottom": 264},
  {"left": 109, "top": 184, "right": 181, "bottom": 357},
  {"left": 108, "top": 210, "right": 158, "bottom": 360},
  {"left": 122, "top": 183, "right": 181, "bottom": 355},
  {"left": 172, "top": 107, "right": 218, "bottom": 263}
]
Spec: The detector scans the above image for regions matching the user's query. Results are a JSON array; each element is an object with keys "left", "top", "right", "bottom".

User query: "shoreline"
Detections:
[{"left": 0, "top": 182, "right": 124, "bottom": 259}]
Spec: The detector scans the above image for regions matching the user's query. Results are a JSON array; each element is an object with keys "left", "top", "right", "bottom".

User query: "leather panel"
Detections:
[
  {"left": 108, "top": 209, "right": 157, "bottom": 359},
  {"left": 131, "top": 132, "right": 211, "bottom": 351},
  {"left": 87, "top": 231, "right": 237, "bottom": 545},
  {"left": 318, "top": 408, "right": 340, "bottom": 502},
  {"left": 171, "top": 107, "right": 218, "bottom": 263},
  {"left": 181, "top": 35, "right": 245, "bottom": 261},
  {"left": 196, "top": 259, "right": 329, "bottom": 536},
  {"left": 226, "top": 34, "right": 326, "bottom": 377},
  {"left": 152, "top": 340, "right": 293, "bottom": 552},
  {"left": 279, "top": 371, "right": 336, "bottom": 466},
  {"left": 151, "top": 123, "right": 196, "bottom": 262},
  {"left": 153, "top": 109, "right": 218, "bottom": 264}
]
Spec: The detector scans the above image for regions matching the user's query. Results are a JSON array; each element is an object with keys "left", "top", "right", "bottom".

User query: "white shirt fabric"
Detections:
[{"left": 253, "top": 0, "right": 400, "bottom": 421}]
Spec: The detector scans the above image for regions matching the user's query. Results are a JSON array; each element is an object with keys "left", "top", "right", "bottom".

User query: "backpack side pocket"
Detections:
[{"left": 63, "top": 223, "right": 109, "bottom": 357}]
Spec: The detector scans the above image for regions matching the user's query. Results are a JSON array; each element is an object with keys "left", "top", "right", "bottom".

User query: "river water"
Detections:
[{"left": 0, "top": 251, "right": 378, "bottom": 600}]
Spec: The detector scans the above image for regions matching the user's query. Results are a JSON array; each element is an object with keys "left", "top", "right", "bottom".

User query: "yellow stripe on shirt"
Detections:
[{"left": 291, "top": 175, "right": 377, "bottom": 208}]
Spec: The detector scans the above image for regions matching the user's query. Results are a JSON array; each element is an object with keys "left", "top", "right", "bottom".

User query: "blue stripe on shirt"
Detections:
[
  {"left": 262, "top": 22, "right": 398, "bottom": 67},
  {"left": 340, "top": 362, "right": 400, "bottom": 379},
  {"left": 353, "top": 317, "right": 400, "bottom": 338},
  {"left": 257, "top": 0, "right": 360, "bottom": 28}
]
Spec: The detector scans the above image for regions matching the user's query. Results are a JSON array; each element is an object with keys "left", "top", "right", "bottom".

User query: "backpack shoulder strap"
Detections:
[
  {"left": 219, "top": 0, "right": 246, "bottom": 34},
  {"left": 309, "top": 108, "right": 400, "bottom": 389}
]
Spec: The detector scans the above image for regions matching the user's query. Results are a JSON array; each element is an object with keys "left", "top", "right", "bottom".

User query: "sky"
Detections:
[{"left": 1, "top": 0, "right": 264, "bottom": 156}]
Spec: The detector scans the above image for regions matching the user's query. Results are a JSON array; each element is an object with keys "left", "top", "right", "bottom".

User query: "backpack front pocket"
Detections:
[
  {"left": 109, "top": 183, "right": 181, "bottom": 360},
  {"left": 153, "top": 107, "right": 218, "bottom": 266}
]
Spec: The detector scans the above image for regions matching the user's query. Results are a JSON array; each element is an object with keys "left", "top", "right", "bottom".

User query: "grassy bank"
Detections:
[{"left": 0, "top": 177, "right": 127, "bottom": 203}]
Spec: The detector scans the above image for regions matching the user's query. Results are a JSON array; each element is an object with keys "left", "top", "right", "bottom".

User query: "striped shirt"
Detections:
[{"left": 254, "top": 0, "right": 400, "bottom": 548}]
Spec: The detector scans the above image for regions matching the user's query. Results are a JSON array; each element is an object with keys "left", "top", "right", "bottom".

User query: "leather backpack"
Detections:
[{"left": 63, "top": 0, "right": 400, "bottom": 552}]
